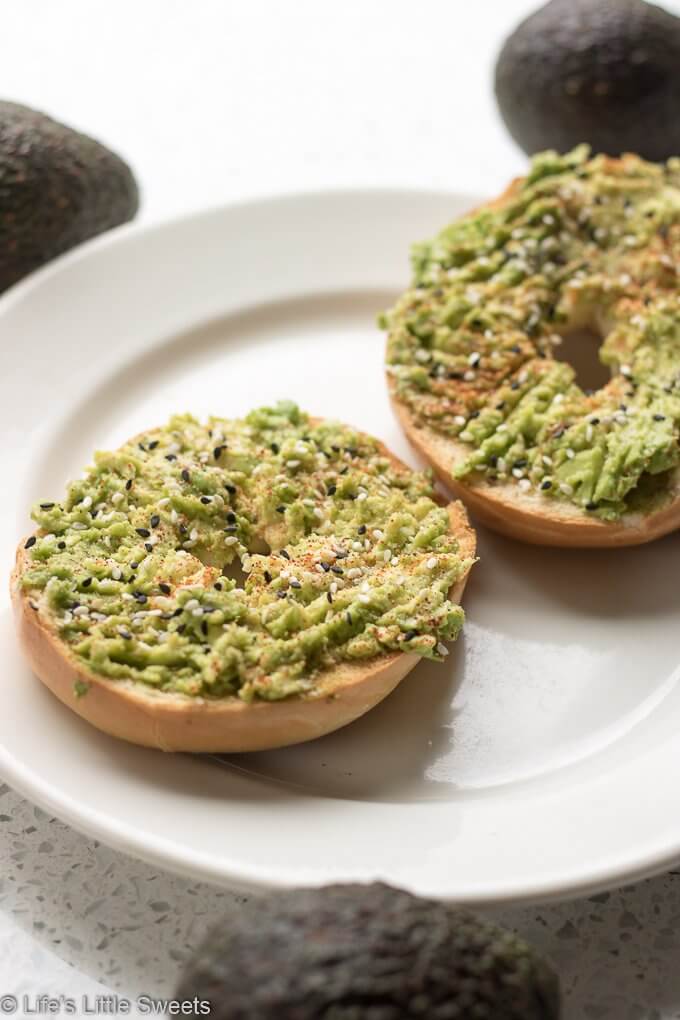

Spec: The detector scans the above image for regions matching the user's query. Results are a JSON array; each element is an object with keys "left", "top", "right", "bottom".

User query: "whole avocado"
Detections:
[
  {"left": 0, "top": 101, "right": 138, "bottom": 292},
  {"left": 176, "top": 883, "right": 560, "bottom": 1019},
  {"left": 495, "top": 0, "right": 680, "bottom": 161}
]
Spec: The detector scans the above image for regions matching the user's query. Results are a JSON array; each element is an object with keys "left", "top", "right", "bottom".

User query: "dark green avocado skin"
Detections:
[
  {"left": 176, "top": 883, "right": 561, "bottom": 1019},
  {"left": 0, "top": 101, "right": 138, "bottom": 293},
  {"left": 495, "top": 0, "right": 680, "bottom": 161}
]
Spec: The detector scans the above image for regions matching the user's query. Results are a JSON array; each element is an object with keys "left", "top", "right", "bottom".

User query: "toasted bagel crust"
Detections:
[{"left": 12, "top": 446, "right": 475, "bottom": 752}]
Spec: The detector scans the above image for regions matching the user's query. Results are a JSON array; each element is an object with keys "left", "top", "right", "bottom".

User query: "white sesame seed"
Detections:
[
  {"left": 542, "top": 455, "right": 553, "bottom": 466},
  {"left": 73, "top": 605, "right": 89, "bottom": 617},
  {"left": 122, "top": 592, "right": 134, "bottom": 602},
  {"left": 468, "top": 352, "right": 480, "bottom": 366},
  {"left": 586, "top": 425, "right": 594, "bottom": 442},
  {"left": 518, "top": 479, "right": 532, "bottom": 492},
  {"left": 565, "top": 448, "right": 575, "bottom": 459},
  {"left": 426, "top": 556, "right": 437, "bottom": 569},
  {"left": 559, "top": 482, "right": 574, "bottom": 496},
  {"left": 224, "top": 536, "right": 238, "bottom": 545},
  {"left": 352, "top": 541, "right": 363, "bottom": 551},
  {"left": 373, "top": 529, "right": 384, "bottom": 540},
  {"left": 496, "top": 457, "right": 507, "bottom": 473},
  {"left": 437, "top": 642, "right": 449, "bottom": 657},
  {"left": 286, "top": 460, "right": 300, "bottom": 469},
  {"left": 497, "top": 424, "right": 508, "bottom": 433},
  {"left": 157, "top": 497, "right": 170, "bottom": 507},
  {"left": 185, "top": 599, "right": 199, "bottom": 611},
  {"left": 190, "top": 528, "right": 198, "bottom": 541},
  {"left": 111, "top": 492, "right": 124, "bottom": 505},
  {"left": 390, "top": 557, "right": 399, "bottom": 566},
  {"left": 383, "top": 549, "right": 392, "bottom": 562},
  {"left": 358, "top": 594, "right": 370, "bottom": 604},
  {"left": 620, "top": 364, "right": 632, "bottom": 377},
  {"left": 414, "top": 349, "right": 430, "bottom": 363},
  {"left": 463, "top": 370, "right": 476, "bottom": 382},
  {"left": 111, "top": 566, "right": 122, "bottom": 580},
  {"left": 512, "top": 467, "right": 525, "bottom": 479},
  {"left": 356, "top": 492, "right": 368, "bottom": 502}
]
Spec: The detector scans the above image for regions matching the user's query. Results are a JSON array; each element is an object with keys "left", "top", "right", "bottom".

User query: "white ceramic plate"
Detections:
[{"left": 2, "top": 190, "right": 680, "bottom": 906}]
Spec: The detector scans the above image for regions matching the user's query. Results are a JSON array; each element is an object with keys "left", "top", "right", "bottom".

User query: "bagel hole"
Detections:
[
  {"left": 220, "top": 558, "right": 249, "bottom": 588},
  {"left": 551, "top": 326, "right": 610, "bottom": 393}
]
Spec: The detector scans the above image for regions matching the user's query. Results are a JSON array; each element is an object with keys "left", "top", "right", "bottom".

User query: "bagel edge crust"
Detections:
[{"left": 11, "top": 452, "right": 476, "bottom": 753}]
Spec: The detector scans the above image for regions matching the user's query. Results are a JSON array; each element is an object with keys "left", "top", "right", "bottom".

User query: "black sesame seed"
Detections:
[
  {"left": 40, "top": 503, "right": 55, "bottom": 510},
  {"left": 510, "top": 345, "right": 521, "bottom": 354},
  {"left": 653, "top": 413, "right": 666, "bottom": 421},
  {"left": 263, "top": 571, "right": 272, "bottom": 584},
  {"left": 331, "top": 566, "right": 344, "bottom": 576},
  {"left": 176, "top": 624, "right": 187, "bottom": 634},
  {"left": 125, "top": 479, "right": 133, "bottom": 490},
  {"left": 320, "top": 562, "right": 330, "bottom": 572},
  {"left": 181, "top": 469, "right": 191, "bottom": 483},
  {"left": 159, "top": 583, "right": 171, "bottom": 595},
  {"left": 331, "top": 445, "right": 340, "bottom": 453},
  {"left": 226, "top": 512, "right": 236, "bottom": 524},
  {"left": 201, "top": 620, "right": 208, "bottom": 636},
  {"left": 58, "top": 541, "right": 66, "bottom": 550},
  {"left": 225, "top": 484, "right": 237, "bottom": 494},
  {"left": 276, "top": 505, "right": 286, "bottom": 514},
  {"left": 150, "top": 515, "right": 160, "bottom": 528},
  {"left": 339, "top": 466, "right": 349, "bottom": 475},
  {"left": 590, "top": 417, "right": 600, "bottom": 425},
  {"left": 224, "top": 525, "right": 237, "bottom": 533},
  {"left": 138, "top": 443, "right": 146, "bottom": 452},
  {"left": 496, "top": 402, "right": 506, "bottom": 411},
  {"left": 179, "top": 524, "right": 188, "bottom": 535},
  {"left": 213, "top": 445, "right": 226, "bottom": 460},
  {"left": 128, "top": 574, "right": 137, "bottom": 583},
  {"left": 277, "top": 590, "right": 287, "bottom": 599},
  {"left": 326, "top": 592, "right": 333, "bottom": 603},
  {"left": 82, "top": 577, "right": 93, "bottom": 588},
  {"left": 119, "top": 630, "right": 132, "bottom": 640},
  {"left": 541, "top": 480, "right": 552, "bottom": 490},
  {"left": 130, "top": 562, "right": 139, "bottom": 569},
  {"left": 165, "top": 454, "right": 177, "bottom": 462},
  {"left": 200, "top": 496, "right": 211, "bottom": 505},
  {"left": 404, "top": 630, "right": 418, "bottom": 641},
  {"left": 172, "top": 607, "right": 183, "bottom": 617},
  {"left": 214, "top": 581, "right": 223, "bottom": 591},
  {"left": 346, "top": 612, "right": 352, "bottom": 625},
  {"left": 136, "top": 528, "right": 151, "bottom": 538},
  {"left": 290, "top": 580, "right": 302, "bottom": 589},
  {"left": 270, "top": 442, "right": 279, "bottom": 454},
  {"left": 513, "top": 458, "right": 527, "bottom": 468},
  {"left": 326, "top": 484, "right": 337, "bottom": 496},
  {"left": 585, "top": 501, "right": 598, "bottom": 511},
  {"left": 148, "top": 440, "right": 159, "bottom": 450},
  {"left": 469, "top": 410, "right": 480, "bottom": 419},
  {"left": 357, "top": 525, "right": 367, "bottom": 535},
  {"left": 133, "top": 592, "right": 147, "bottom": 603},
  {"left": 280, "top": 549, "right": 290, "bottom": 560},
  {"left": 24, "top": 536, "right": 37, "bottom": 549},
  {"left": 511, "top": 382, "right": 520, "bottom": 391}
]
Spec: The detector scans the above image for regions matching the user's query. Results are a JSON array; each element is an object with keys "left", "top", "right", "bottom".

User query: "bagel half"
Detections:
[
  {"left": 12, "top": 411, "right": 475, "bottom": 753},
  {"left": 385, "top": 146, "right": 680, "bottom": 547}
]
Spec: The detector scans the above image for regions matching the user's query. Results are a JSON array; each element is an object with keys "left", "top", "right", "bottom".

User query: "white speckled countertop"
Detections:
[{"left": 3, "top": 1, "right": 680, "bottom": 1016}]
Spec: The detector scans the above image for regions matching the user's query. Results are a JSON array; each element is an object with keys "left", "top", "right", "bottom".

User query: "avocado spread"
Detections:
[
  {"left": 383, "top": 146, "right": 680, "bottom": 520},
  {"left": 20, "top": 403, "right": 471, "bottom": 702}
]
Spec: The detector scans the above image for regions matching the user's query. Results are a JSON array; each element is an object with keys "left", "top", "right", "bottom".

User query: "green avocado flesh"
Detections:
[
  {"left": 383, "top": 145, "right": 680, "bottom": 521},
  {"left": 21, "top": 402, "right": 472, "bottom": 702}
]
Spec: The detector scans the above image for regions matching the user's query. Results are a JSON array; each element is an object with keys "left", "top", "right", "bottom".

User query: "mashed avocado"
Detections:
[
  {"left": 383, "top": 146, "right": 680, "bottom": 520},
  {"left": 21, "top": 402, "right": 472, "bottom": 702}
]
